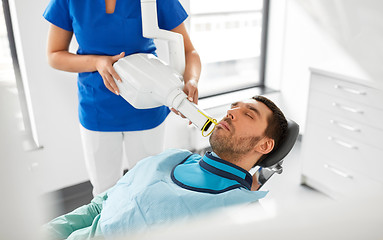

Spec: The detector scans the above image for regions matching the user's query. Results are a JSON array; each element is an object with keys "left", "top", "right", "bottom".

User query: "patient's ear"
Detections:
[{"left": 255, "top": 138, "right": 274, "bottom": 155}]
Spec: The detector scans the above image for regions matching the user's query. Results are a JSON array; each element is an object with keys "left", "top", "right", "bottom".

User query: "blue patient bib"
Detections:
[{"left": 171, "top": 152, "right": 253, "bottom": 193}]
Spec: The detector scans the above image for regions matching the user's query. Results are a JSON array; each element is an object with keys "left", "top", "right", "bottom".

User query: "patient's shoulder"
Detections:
[
  {"left": 162, "top": 148, "right": 193, "bottom": 155},
  {"left": 135, "top": 148, "right": 194, "bottom": 169},
  {"left": 155, "top": 148, "right": 194, "bottom": 160},
  {"left": 157, "top": 148, "right": 194, "bottom": 163}
]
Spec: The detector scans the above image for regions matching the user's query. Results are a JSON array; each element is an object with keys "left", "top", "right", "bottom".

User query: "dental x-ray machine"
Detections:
[{"left": 113, "top": 0, "right": 217, "bottom": 137}]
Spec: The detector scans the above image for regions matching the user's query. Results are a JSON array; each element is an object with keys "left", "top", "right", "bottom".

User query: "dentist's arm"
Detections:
[
  {"left": 46, "top": 24, "right": 124, "bottom": 95},
  {"left": 171, "top": 23, "right": 201, "bottom": 104}
]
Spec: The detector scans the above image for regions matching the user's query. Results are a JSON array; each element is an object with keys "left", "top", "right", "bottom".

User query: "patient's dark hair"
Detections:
[{"left": 252, "top": 96, "right": 288, "bottom": 167}]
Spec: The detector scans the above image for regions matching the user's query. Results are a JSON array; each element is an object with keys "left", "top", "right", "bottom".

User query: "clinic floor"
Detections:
[{"left": 45, "top": 138, "right": 334, "bottom": 221}]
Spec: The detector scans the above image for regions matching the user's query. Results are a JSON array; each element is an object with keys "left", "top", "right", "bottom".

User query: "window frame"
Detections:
[
  {"left": 195, "top": 0, "right": 271, "bottom": 99},
  {"left": 2, "top": 0, "right": 42, "bottom": 151}
]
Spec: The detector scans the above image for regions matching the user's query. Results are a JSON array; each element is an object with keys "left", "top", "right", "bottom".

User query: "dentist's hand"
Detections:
[
  {"left": 95, "top": 52, "right": 125, "bottom": 95},
  {"left": 171, "top": 79, "right": 198, "bottom": 124},
  {"left": 183, "top": 79, "right": 199, "bottom": 105}
]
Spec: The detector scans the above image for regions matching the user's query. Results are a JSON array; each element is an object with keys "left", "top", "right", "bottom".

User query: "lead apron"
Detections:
[{"left": 171, "top": 152, "right": 253, "bottom": 193}]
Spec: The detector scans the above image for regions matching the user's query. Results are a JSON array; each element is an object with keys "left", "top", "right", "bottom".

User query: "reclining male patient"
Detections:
[{"left": 43, "top": 95, "right": 288, "bottom": 240}]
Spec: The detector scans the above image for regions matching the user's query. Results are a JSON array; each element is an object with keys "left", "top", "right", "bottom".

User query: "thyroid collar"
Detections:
[{"left": 171, "top": 152, "right": 253, "bottom": 194}]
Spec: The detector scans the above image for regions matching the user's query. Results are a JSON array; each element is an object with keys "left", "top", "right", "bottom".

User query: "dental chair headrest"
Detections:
[{"left": 258, "top": 118, "right": 299, "bottom": 168}]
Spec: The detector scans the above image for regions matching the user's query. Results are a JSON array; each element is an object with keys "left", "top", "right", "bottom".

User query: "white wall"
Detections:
[
  {"left": 9, "top": 0, "right": 88, "bottom": 194},
  {"left": 0, "top": 83, "right": 46, "bottom": 239},
  {"left": 266, "top": 0, "right": 383, "bottom": 133}
]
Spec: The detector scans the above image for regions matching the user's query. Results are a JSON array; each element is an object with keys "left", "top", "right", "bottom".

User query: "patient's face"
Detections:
[{"left": 209, "top": 99, "right": 272, "bottom": 158}]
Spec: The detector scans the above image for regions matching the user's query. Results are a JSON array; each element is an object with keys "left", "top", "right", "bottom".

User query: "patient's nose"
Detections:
[{"left": 226, "top": 109, "right": 236, "bottom": 120}]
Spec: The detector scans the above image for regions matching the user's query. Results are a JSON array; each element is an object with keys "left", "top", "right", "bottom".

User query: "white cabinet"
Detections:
[{"left": 301, "top": 69, "right": 383, "bottom": 199}]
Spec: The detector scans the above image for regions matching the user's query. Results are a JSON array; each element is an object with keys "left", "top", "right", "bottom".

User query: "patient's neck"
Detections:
[{"left": 212, "top": 151, "right": 257, "bottom": 172}]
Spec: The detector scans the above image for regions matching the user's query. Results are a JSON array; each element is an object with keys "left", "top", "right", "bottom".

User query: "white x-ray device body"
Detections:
[{"left": 113, "top": 0, "right": 216, "bottom": 136}]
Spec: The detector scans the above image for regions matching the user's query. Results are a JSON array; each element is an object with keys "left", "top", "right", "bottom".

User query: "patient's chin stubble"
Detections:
[{"left": 209, "top": 125, "right": 260, "bottom": 160}]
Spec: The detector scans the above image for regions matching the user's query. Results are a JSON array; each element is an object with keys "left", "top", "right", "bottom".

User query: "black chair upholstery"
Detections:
[{"left": 257, "top": 118, "right": 300, "bottom": 189}]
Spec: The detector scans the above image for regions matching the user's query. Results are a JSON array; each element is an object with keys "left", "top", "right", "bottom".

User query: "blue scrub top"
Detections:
[{"left": 43, "top": 0, "right": 188, "bottom": 131}]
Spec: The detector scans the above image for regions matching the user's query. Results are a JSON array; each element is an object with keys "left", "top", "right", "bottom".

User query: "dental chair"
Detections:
[{"left": 256, "top": 118, "right": 300, "bottom": 190}]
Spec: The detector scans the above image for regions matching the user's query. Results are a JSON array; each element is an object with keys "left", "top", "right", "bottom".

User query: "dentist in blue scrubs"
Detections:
[{"left": 43, "top": 0, "right": 201, "bottom": 196}]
